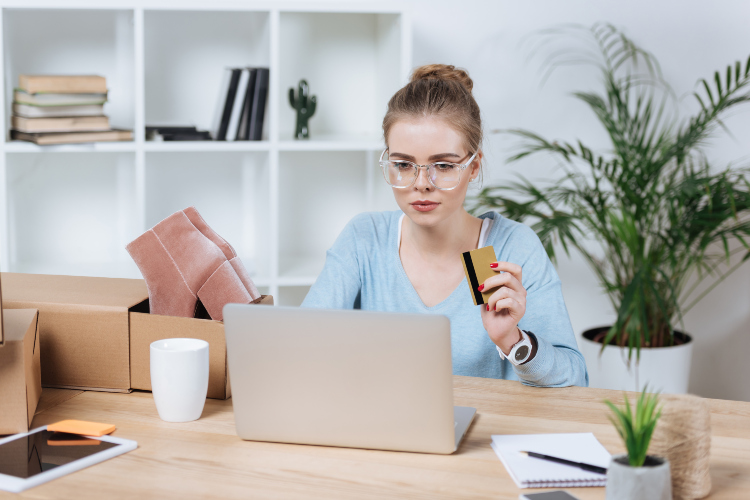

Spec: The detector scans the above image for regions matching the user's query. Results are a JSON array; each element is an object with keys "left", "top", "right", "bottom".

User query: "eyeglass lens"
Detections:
[{"left": 383, "top": 162, "right": 462, "bottom": 189}]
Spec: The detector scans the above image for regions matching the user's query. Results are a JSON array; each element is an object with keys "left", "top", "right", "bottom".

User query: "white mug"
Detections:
[{"left": 150, "top": 338, "right": 209, "bottom": 422}]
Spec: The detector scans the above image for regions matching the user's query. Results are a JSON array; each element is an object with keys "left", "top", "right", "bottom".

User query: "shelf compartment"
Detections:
[
  {"left": 278, "top": 12, "right": 402, "bottom": 141},
  {"left": 278, "top": 151, "right": 368, "bottom": 278},
  {"left": 144, "top": 10, "right": 271, "bottom": 138},
  {"left": 6, "top": 152, "right": 138, "bottom": 278},
  {"left": 3, "top": 9, "right": 136, "bottom": 136},
  {"left": 144, "top": 151, "right": 271, "bottom": 282}
]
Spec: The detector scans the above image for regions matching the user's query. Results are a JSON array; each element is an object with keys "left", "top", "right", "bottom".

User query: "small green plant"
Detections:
[{"left": 605, "top": 389, "right": 662, "bottom": 467}]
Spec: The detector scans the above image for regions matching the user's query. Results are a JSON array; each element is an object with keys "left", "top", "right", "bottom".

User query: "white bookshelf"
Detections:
[{"left": 0, "top": 1, "right": 409, "bottom": 306}]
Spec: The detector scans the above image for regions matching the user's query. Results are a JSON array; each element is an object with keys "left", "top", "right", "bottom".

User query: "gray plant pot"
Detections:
[{"left": 606, "top": 454, "right": 672, "bottom": 500}]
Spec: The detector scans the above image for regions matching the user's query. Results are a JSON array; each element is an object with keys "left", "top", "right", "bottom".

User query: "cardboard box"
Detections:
[
  {"left": 1, "top": 273, "right": 149, "bottom": 392},
  {"left": 0, "top": 308, "right": 41, "bottom": 435},
  {"left": 130, "top": 294, "right": 273, "bottom": 399},
  {"left": 1, "top": 273, "right": 272, "bottom": 399}
]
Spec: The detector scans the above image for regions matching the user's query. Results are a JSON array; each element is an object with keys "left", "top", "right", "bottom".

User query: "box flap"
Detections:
[
  {"left": 24, "top": 311, "right": 41, "bottom": 425},
  {"left": 2, "top": 308, "right": 37, "bottom": 342},
  {"left": 0, "top": 308, "right": 40, "bottom": 434},
  {"left": 0, "top": 273, "right": 148, "bottom": 311}
]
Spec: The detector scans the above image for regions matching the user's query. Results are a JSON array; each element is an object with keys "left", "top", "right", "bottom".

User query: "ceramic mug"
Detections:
[{"left": 150, "top": 338, "right": 209, "bottom": 422}]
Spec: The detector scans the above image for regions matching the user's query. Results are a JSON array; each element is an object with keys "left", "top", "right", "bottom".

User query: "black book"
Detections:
[
  {"left": 216, "top": 68, "right": 242, "bottom": 141},
  {"left": 247, "top": 68, "right": 269, "bottom": 141},
  {"left": 161, "top": 132, "right": 212, "bottom": 141},
  {"left": 237, "top": 68, "right": 258, "bottom": 140},
  {"left": 146, "top": 126, "right": 199, "bottom": 134}
]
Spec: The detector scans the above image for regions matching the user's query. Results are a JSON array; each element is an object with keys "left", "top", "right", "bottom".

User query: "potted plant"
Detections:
[
  {"left": 604, "top": 389, "right": 670, "bottom": 500},
  {"left": 470, "top": 23, "right": 750, "bottom": 392}
]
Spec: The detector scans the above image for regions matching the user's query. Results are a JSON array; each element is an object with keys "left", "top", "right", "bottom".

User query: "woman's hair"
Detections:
[{"left": 383, "top": 64, "right": 483, "bottom": 156}]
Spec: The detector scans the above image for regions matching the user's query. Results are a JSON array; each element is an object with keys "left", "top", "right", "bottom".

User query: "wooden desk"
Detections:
[{"left": 4, "top": 377, "right": 750, "bottom": 499}]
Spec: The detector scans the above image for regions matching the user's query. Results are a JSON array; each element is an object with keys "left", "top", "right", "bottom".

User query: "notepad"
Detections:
[{"left": 491, "top": 433, "right": 611, "bottom": 488}]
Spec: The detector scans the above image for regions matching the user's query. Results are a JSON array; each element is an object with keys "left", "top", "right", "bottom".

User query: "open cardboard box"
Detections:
[
  {"left": 0, "top": 273, "right": 272, "bottom": 399},
  {"left": 0, "top": 273, "right": 42, "bottom": 435}
]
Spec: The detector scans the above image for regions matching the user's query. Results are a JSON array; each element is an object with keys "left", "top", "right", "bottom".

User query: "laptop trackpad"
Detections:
[{"left": 454, "top": 406, "right": 476, "bottom": 449}]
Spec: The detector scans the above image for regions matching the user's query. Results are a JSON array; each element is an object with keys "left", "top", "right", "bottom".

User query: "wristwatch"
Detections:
[{"left": 496, "top": 329, "right": 534, "bottom": 366}]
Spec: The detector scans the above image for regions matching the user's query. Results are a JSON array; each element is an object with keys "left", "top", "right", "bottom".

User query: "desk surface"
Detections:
[{"left": 4, "top": 377, "right": 750, "bottom": 499}]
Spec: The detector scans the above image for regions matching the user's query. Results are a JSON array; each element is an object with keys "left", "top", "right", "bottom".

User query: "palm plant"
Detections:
[{"left": 470, "top": 24, "right": 750, "bottom": 360}]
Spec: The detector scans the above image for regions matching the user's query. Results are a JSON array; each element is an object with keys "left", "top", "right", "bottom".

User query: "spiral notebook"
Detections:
[{"left": 491, "top": 433, "right": 611, "bottom": 488}]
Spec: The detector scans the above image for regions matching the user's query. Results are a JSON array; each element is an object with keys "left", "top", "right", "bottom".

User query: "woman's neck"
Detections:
[{"left": 401, "top": 209, "right": 482, "bottom": 261}]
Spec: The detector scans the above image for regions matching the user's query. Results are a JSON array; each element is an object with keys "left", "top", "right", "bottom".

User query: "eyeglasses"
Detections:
[{"left": 379, "top": 148, "right": 478, "bottom": 191}]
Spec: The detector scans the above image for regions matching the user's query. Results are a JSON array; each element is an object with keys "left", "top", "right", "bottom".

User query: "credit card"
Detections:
[{"left": 461, "top": 245, "right": 498, "bottom": 305}]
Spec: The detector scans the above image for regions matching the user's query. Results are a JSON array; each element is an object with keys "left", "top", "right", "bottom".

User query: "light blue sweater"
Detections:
[{"left": 301, "top": 210, "right": 588, "bottom": 387}]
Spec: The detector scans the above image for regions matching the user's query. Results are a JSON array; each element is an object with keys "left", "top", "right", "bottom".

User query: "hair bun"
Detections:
[{"left": 410, "top": 64, "right": 473, "bottom": 93}]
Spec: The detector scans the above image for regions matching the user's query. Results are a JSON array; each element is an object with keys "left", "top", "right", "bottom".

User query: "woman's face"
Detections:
[{"left": 386, "top": 115, "right": 480, "bottom": 227}]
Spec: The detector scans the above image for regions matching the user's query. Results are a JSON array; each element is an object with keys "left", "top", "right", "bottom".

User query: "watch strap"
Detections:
[{"left": 496, "top": 329, "right": 534, "bottom": 366}]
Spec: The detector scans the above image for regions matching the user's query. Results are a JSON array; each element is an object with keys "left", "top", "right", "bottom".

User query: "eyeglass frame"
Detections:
[{"left": 379, "top": 148, "right": 479, "bottom": 191}]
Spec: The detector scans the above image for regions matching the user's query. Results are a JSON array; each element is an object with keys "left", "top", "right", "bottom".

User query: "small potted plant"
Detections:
[{"left": 604, "top": 389, "right": 671, "bottom": 500}]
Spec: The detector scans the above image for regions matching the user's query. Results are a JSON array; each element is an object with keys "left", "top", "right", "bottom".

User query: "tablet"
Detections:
[{"left": 0, "top": 426, "right": 137, "bottom": 493}]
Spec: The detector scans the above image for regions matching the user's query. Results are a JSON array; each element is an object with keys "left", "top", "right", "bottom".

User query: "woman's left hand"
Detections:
[{"left": 479, "top": 261, "right": 527, "bottom": 354}]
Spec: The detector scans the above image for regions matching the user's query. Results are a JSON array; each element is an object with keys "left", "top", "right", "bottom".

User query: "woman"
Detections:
[{"left": 302, "top": 64, "right": 588, "bottom": 387}]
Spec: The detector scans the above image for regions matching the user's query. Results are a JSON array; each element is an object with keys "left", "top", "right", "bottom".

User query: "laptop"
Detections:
[{"left": 223, "top": 304, "right": 476, "bottom": 454}]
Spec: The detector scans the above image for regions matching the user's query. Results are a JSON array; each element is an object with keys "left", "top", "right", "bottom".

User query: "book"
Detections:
[
  {"left": 247, "top": 68, "right": 269, "bottom": 141},
  {"left": 490, "top": 433, "right": 611, "bottom": 488},
  {"left": 237, "top": 69, "right": 258, "bottom": 140},
  {"left": 19, "top": 74, "right": 107, "bottom": 94},
  {"left": 226, "top": 69, "right": 250, "bottom": 142},
  {"left": 145, "top": 126, "right": 211, "bottom": 141},
  {"left": 12, "top": 115, "right": 110, "bottom": 133},
  {"left": 211, "top": 69, "right": 231, "bottom": 139},
  {"left": 11, "top": 129, "right": 133, "bottom": 145},
  {"left": 146, "top": 126, "right": 201, "bottom": 135},
  {"left": 161, "top": 132, "right": 212, "bottom": 141},
  {"left": 214, "top": 68, "right": 242, "bottom": 141},
  {"left": 14, "top": 90, "right": 107, "bottom": 106},
  {"left": 13, "top": 103, "right": 105, "bottom": 118}
]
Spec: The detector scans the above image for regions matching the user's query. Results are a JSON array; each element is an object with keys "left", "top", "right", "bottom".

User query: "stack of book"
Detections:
[
  {"left": 212, "top": 67, "right": 269, "bottom": 141},
  {"left": 10, "top": 75, "right": 133, "bottom": 145}
]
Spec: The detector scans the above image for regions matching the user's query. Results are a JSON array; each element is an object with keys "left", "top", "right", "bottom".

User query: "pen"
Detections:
[{"left": 519, "top": 451, "right": 608, "bottom": 475}]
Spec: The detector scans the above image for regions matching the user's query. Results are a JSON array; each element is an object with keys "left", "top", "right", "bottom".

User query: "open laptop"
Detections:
[{"left": 223, "top": 304, "right": 476, "bottom": 454}]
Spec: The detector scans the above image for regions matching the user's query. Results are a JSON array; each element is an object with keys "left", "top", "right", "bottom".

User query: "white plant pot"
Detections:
[
  {"left": 580, "top": 327, "right": 693, "bottom": 393},
  {"left": 606, "top": 455, "right": 672, "bottom": 500}
]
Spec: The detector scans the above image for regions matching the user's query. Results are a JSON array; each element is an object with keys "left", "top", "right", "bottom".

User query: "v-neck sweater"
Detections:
[{"left": 301, "top": 210, "right": 588, "bottom": 387}]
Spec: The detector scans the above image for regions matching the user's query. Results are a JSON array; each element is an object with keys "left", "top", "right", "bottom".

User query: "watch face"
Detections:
[{"left": 515, "top": 345, "right": 530, "bottom": 362}]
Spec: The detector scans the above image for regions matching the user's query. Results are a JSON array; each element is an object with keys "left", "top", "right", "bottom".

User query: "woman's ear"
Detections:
[{"left": 469, "top": 150, "right": 483, "bottom": 182}]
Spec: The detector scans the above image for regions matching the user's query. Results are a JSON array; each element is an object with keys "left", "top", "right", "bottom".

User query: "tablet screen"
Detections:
[{"left": 0, "top": 430, "right": 118, "bottom": 479}]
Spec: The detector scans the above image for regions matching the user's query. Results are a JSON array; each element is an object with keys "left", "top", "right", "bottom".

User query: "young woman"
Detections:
[{"left": 302, "top": 64, "right": 588, "bottom": 387}]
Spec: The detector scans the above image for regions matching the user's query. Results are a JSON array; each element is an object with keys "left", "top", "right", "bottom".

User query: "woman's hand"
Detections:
[{"left": 479, "top": 261, "right": 527, "bottom": 354}]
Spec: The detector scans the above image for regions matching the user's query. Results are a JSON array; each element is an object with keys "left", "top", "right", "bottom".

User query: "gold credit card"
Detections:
[{"left": 461, "top": 245, "right": 497, "bottom": 305}]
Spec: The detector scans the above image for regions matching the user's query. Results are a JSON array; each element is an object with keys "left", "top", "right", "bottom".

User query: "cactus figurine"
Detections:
[{"left": 289, "top": 79, "right": 317, "bottom": 139}]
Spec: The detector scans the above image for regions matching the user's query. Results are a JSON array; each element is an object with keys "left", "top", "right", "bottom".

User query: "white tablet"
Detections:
[{"left": 0, "top": 426, "right": 137, "bottom": 493}]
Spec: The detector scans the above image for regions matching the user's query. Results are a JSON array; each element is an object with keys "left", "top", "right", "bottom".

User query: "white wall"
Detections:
[{"left": 406, "top": 0, "right": 750, "bottom": 401}]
